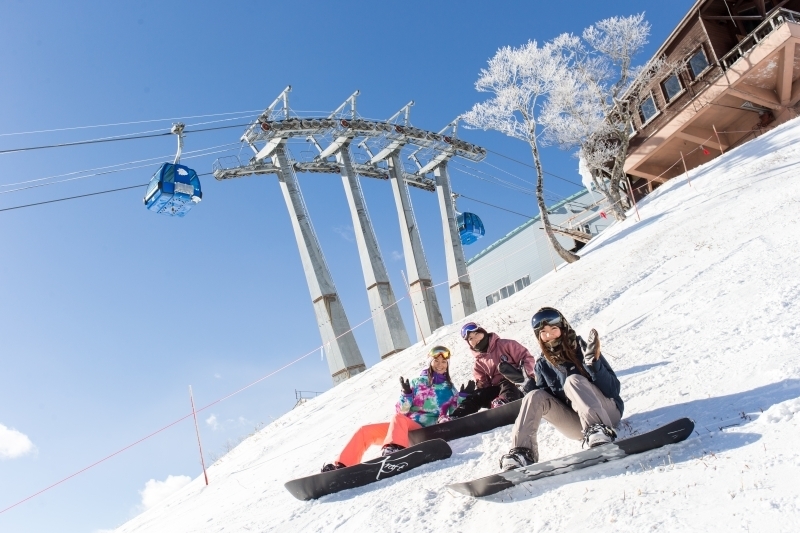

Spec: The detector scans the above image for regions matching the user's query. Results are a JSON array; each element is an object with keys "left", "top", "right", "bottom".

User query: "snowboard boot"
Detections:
[
  {"left": 582, "top": 424, "right": 617, "bottom": 448},
  {"left": 381, "top": 443, "right": 405, "bottom": 457},
  {"left": 499, "top": 447, "right": 536, "bottom": 471},
  {"left": 320, "top": 461, "right": 346, "bottom": 473}
]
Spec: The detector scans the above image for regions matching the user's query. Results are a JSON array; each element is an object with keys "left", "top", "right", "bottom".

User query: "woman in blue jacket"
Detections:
[{"left": 500, "top": 307, "right": 624, "bottom": 471}]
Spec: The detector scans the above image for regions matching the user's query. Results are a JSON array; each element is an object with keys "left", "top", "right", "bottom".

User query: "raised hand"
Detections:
[
  {"left": 400, "top": 376, "right": 412, "bottom": 395},
  {"left": 584, "top": 329, "right": 601, "bottom": 365},
  {"left": 459, "top": 380, "right": 476, "bottom": 395}
]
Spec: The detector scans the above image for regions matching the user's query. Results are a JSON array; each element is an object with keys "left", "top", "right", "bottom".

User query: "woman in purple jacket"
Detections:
[{"left": 450, "top": 322, "right": 535, "bottom": 418}]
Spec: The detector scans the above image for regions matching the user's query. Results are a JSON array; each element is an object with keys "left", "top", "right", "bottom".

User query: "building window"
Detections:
[
  {"left": 688, "top": 47, "right": 710, "bottom": 79},
  {"left": 484, "top": 275, "right": 531, "bottom": 307},
  {"left": 661, "top": 73, "right": 683, "bottom": 102},
  {"left": 638, "top": 93, "right": 658, "bottom": 124}
]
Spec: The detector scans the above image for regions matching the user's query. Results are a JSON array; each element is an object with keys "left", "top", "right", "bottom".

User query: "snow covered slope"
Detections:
[{"left": 117, "top": 118, "right": 800, "bottom": 533}]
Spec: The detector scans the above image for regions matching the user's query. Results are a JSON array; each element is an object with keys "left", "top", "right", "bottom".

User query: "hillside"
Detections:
[{"left": 117, "top": 117, "right": 800, "bottom": 533}]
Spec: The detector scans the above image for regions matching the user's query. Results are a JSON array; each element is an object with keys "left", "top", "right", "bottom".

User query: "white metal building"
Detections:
[{"left": 466, "top": 189, "right": 611, "bottom": 310}]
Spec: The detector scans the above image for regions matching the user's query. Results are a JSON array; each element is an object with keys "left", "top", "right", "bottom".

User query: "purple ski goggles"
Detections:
[{"left": 460, "top": 322, "right": 480, "bottom": 339}]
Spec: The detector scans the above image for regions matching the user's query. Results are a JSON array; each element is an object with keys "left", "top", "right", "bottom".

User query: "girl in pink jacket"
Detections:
[{"left": 450, "top": 322, "right": 535, "bottom": 418}]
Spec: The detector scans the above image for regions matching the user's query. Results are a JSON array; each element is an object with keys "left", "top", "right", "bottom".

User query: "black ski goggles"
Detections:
[
  {"left": 428, "top": 346, "right": 451, "bottom": 360},
  {"left": 531, "top": 308, "right": 563, "bottom": 334}
]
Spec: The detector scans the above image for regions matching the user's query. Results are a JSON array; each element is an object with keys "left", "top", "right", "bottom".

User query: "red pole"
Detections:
[{"left": 189, "top": 386, "right": 209, "bottom": 485}]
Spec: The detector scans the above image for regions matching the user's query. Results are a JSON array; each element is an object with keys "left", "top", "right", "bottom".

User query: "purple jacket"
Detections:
[{"left": 471, "top": 333, "right": 536, "bottom": 388}]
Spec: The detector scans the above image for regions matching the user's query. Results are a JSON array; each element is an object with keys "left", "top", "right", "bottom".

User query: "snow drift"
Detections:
[{"left": 116, "top": 117, "right": 800, "bottom": 532}]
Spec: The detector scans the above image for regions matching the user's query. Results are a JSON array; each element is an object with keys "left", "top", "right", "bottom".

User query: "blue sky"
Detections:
[{"left": 0, "top": 1, "right": 694, "bottom": 531}]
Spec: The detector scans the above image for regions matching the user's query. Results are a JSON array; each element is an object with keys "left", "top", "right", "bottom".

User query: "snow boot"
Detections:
[
  {"left": 582, "top": 424, "right": 617, "bottom": 448},
  {"left": 499, "top": 447, "right": 536, "bottom": 471},
  {"left": 381, "top": 443, "right": 405, "bottom": 457},
  {"left": 320, "top": 461, "right": 346, "bottom": 473}
]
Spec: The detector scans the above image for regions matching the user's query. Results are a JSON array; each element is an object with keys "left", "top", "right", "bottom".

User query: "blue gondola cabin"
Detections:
[
  {"left": 457, "top": 212, "right": 485, "bottom": 245},
  {"left": 144, "top": 163, "right": 202, "bottom": 217}
]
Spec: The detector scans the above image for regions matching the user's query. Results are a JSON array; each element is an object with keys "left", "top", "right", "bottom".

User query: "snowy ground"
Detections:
[{"left": 116, "top": 117, "right": 800, "bottom": 533}]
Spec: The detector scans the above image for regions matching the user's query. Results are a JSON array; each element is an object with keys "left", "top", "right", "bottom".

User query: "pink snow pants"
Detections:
[{"left": 335, "top": 413, "right": 422, "bottom": 467}]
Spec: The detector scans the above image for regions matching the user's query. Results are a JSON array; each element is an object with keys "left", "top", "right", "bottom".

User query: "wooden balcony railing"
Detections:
[{"left": 719, "top": 8, "right": 800, "bottom": 70}]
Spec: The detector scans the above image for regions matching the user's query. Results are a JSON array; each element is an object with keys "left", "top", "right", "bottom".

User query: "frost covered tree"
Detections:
[
  {"left": 462, "top": 37, "right": 580, "bottom": 264},
  {"left": 542, "top": 13, "right": 672, "bottom": 221}
]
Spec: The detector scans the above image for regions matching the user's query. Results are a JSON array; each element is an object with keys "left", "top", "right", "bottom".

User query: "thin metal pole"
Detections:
[
  {"left": 680, "top": 151, "right": 694, "bottom": 188},
  {"left": 189, "top": 386, "right": 209, "bottom": 486},
  {"left": 624, "top": 173, "right": 641, "bottom": 222},
  {"left": 401, "top": 270, "right": 426, "bottom": 346},
  {"left": 713, "top": 124, "right": 724, "bottom": 154}
]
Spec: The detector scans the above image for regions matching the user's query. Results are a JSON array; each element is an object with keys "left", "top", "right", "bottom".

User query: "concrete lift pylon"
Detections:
[
  {"left": 312, "top": 91, "right": 411, "bottom": 359},
  {"left": 213, "top": 87, "right": 487, "bottom": 385}
]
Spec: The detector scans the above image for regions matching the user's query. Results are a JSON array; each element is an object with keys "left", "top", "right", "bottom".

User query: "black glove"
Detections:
[
  {"left": 584, "top": 329, "right": 600, "bottom": 366},
  {"left": 400, "top": 376, "right": 412, "bottom": 395},
  {"left": 459, "top": 380, "right": 476, "bottom": 396},
  {"left": 564, "top": 363, "right": 581, "bottom": 377},
  {"left": 498, "top": 361, "right": 525, "bottom": 384}
]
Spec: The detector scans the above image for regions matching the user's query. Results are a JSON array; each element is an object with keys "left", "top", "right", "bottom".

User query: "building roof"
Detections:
[{"left": 465, "top": 188, "right": 592, "bottom": 266}]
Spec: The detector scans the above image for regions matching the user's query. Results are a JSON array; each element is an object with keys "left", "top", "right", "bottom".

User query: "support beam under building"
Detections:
[
  {"left": 337, "top": 146, "right": 411, "bottom": 358},
  {"left": 433, "top": 163, "right": 476, "bottom": 322},
  {"left": 388, "top": 152, "right": 444, "bottom": 341},
  {"left": 272, "top": 146, "right": 366, "bottom": 385}
]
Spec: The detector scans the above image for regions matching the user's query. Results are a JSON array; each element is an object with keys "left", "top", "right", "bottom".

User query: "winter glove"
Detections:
[
  {"left": 459, "top": 380, "right": 476, "bottom": 398},
  {"left": 584, "top": 329, "right": 600, "bottom": 366},
  {"left": 498, "top": 361, "right": 525, "bottom": 384},
  {"left": 399, "top": 376, "right": 412, "bottom": 395}
]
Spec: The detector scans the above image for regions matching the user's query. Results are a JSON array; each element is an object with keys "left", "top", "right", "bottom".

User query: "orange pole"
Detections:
[{"left": 189, "top": 386, "right": 209, "bottom": 486}]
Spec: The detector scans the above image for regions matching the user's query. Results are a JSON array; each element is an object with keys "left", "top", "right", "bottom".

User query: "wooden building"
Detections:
[{"left": 625, "top": 0, "right": 800, "bottom": 190}]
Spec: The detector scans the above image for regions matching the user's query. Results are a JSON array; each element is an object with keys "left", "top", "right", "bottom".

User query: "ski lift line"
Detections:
[
  {"left": 0, "top": 147, "right": 235, "bottom": 195},
  {"left": 0, "top": 123, "right": 254, "bottom": 156},
  {"left": 451, "top": 166, "right": 568, "bottom": 206},
  {"left": 451, "top": 160, "right": 575, "bottom": 203},
  {"left": 0, "top": 173, "right": 219, "bottom": 213},
  {"left": 0, "top": 109, "right": 265, "bottom": 137},
  {"left": 456, "top": 193, "right": 534, "bottom": 219},
  {"left": 483, "top": 148, "right": 583, "bottom": 187},
  {"left": 0, "top": 184, "right": 148, "bottom": 213},
  {"left": 0, "top": 142, "right": 241, "bottom": 189}
]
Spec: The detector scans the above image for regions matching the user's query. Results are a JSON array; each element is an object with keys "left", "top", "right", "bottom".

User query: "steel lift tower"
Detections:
[
  {"left": 221, "top": 87, "right": 365, "bottom": 385},
  {"left": 213, "top": 87, "right": 487, "bottom": 384}
]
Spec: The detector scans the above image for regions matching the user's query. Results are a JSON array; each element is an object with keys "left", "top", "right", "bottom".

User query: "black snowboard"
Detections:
[
  {"left": 408, "top": 399, "right": 523, "bottom": 446},
  {"left": 447, "top": 417, "right": 694, "bottom": 497},
  {"left": 285, "top": 439, "right": 452, "bottom": 501}
]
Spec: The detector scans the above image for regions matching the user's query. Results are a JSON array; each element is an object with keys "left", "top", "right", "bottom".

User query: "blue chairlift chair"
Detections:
[
  {"left": 144, "top": 123, "right": 202, "bottom": 217},
  {"left": 457, "top": 212, "right": 485, "bottom": 245}
]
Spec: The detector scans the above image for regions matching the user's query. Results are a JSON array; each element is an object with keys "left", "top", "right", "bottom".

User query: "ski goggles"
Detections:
[
  {"left": 531, "top": 308, "right": 563, "bottom": 334},
  {"left": 460, "top": 322, "right": 480, "bottom": 339},
  {"left": 428, "top": 346, "right": 451, "bottom": 360}
]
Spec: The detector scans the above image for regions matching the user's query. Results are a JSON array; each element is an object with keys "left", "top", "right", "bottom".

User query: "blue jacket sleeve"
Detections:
[{"left": 583, "top": 354, "right": 620, "bottom": 399}]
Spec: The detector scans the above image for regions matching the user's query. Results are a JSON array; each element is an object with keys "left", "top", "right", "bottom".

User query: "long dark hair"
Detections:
[{"left": 536, "top": 310, "right": 589, "bottom": 379}]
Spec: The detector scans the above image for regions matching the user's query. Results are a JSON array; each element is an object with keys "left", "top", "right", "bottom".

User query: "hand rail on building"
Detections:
[{"left": 719, "top": 8, "right": 800, "bottom": 71}]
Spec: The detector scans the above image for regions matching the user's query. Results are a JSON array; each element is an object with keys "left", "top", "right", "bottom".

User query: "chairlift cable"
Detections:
[
  {"left": 0, "top": 123, "right": 253, "bottom": 156},
  {"left": 456, "top": 193, "right": 534, "bottom": 219},
  {"left": 0, "top": 142, "right": 241, "bottom": 190},
  {"left": 0, "top": 171, "right": 215, "bottom": 213},
  {"left": 483, "top": 147, "right": 583, "bottom": 187},
  {"left": 0, "top": 109, "right": 265, "bottom": 137}
]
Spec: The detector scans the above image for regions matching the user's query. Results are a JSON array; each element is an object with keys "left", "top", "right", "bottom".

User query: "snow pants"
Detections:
[
  {"left": 510, "top": 374, "right": 620, "bottom": 462},
  {"left": 335, "top": 413, "right": 423, "bottom": 467},
  {"left": 450, "top": 379, "right": 523, "bottom": 418}
]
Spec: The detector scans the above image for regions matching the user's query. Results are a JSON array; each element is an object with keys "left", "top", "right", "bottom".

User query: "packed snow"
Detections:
[{"left": 116, "top": 117, "right": 800, "bottom": 532}]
